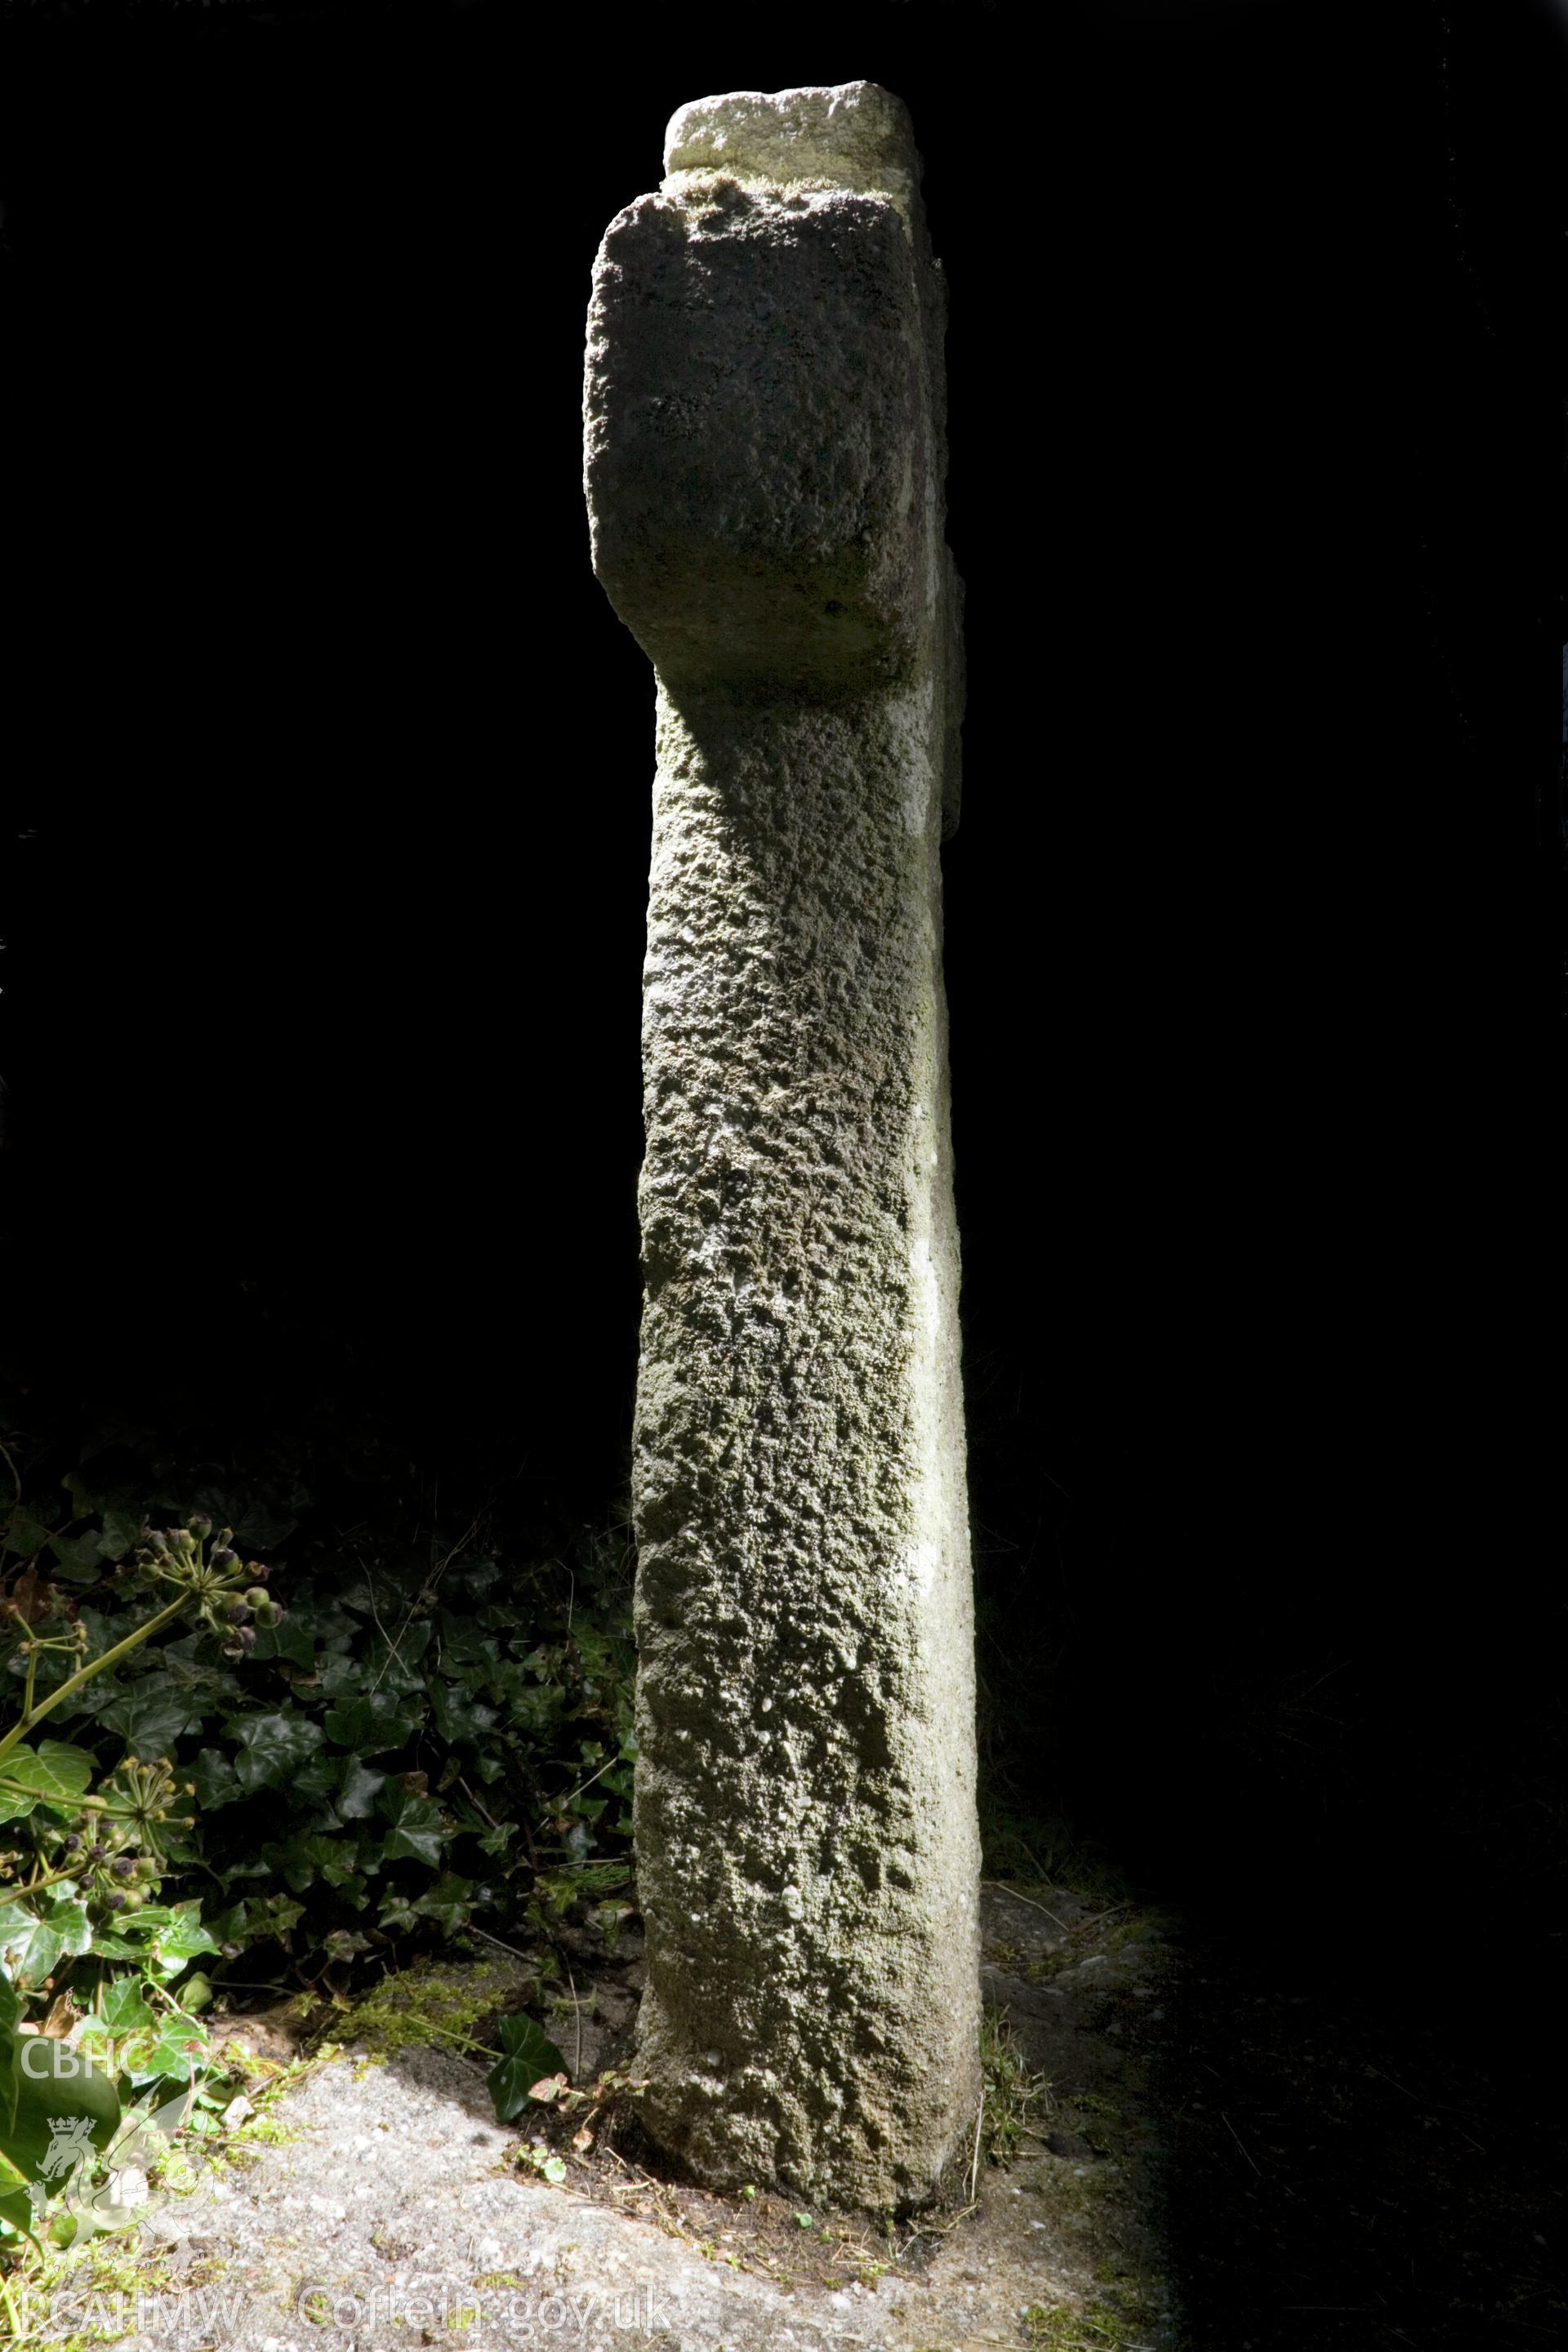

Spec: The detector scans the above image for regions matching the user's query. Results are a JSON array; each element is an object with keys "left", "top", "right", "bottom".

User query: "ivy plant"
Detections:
[
  {"left": 0, "top": 1464, "right": 640, "bottom": 2233},
  {"left": 0, "top": 1511, "right": 274, "bottom": 2243}
]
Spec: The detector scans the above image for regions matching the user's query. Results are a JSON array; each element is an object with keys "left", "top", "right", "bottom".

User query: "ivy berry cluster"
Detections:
[
  {"left": 47, "top": 1756, "right": 196, "bottom": 1920},
  {"left": 134, "top": 1517, "right": 284, "bottom": 1660}
]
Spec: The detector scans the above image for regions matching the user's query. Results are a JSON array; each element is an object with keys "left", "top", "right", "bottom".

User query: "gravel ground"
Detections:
[
  {"left": 33, "top": 1887, "right": 1180, "bottom": 2352},
  {"left": 42, "top": 1872, "right": 1556, "bottom": 2350}
]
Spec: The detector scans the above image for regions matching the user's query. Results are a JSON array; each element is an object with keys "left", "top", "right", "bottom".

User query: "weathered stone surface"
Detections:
[{"left": 584, "top": 82, "right": 978, "bottom": 2211}]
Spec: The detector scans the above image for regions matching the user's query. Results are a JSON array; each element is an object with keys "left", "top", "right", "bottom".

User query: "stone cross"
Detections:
[{"left": 583, "top": 80, "right": 978, "bottom": 2211}]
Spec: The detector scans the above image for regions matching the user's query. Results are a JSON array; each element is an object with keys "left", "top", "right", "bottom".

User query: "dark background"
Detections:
[{"left": 1, "top": 0, "right": 1562, "bottom": 2025}]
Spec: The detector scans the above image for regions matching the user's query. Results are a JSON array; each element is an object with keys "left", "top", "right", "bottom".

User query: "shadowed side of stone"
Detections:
[{"left": 584, "top": 81, "right": 978, "bottom": 2212}]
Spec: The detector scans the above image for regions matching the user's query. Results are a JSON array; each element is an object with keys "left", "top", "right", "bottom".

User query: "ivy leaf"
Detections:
[
  {"left": 41, "top": 1895, "right": 92, "bottom": 1960},
  {"left": 9, "top": 1929, "right": 61, "bottom": 1990},
  {"left": 323, "top": 1693, "right": 421, "bottom": 1755},
  {"left": 260, "top": 1611, "right": 318, "bottom": 1672},
  {"left": 146, "top": 1904, "right": 220, "bottom": 1979},
  {"left": 335, "top": 1758, "right": 386, "bottom": 1820},
  {"left": 97, "top": 1508, "right": 145, "bottom": 1565},
  {"left": 411, "top": 1873, "right": 474, "bottom": 1935},
  {"left": 3, "top": 1513, "right": 54, "bottom": 1560},
  {"left": 595, "top": 1900, "right": 635, "bottom": 1953},
  {"left": 316, "top": 1652, "right": 362, "bottom": 1700},
  {"left": 233, "top": 1500, "right": 297, "bottom": 1551},
  {"left": 129, "top": 2015, "right": 209, "bottom": 2084},
  {"left": 228, "top": 1712, "right": 325, "bottom": 1793},
  {"left": 505, "top": 1682, "right": 567, "bottom": 1737},
  {"left": 0, "top": 1895, "right": 89, "bottom": 1988},
  {"left": 0, "top": 1743, "right": 96, "bottom": 1808},
  {"left": 531, "top": 1873, "right": 580, "bottom": 1918},
  {"left": 263, "top": 1834, "right": 318, "bottom": 1894},
  {"left": 486, "top": 2015, "right": 568, "bottom": 2125},
  {"left": 427, "top": 1679, "right": 498, "bottom": 1748},
  {"left": 377, "top": 1788, "right": 446, "bottom": 1869},
  {"left": 98, "top": 1979, "right": 154, "bottom": 2035},
  {"left": 454, "top": 1559, "right": 501, "bottom": 1602},
  {"left": 0, "top": 1902, "right": 40, "bottom": 1972},
  {"left": 261, "top": 1833, "right": 361, "bottom": 1895},
  {"left": 432, "top": 1611, "right": 495, "bottom": 1669},
  {"left": 335, "top": 1571, "right": 400, "bottom": 1619},
  {"left": 287, "top": 1749, "right": 343, "bottom": 1809},
  {"left": 100, "top": 1680, "right": 207, "bottom": 1755},
  {"left": 207, "top": 1894, "right": 302, "bottom": 1949},
  {"left": 104, "top": 1906, "right": 176, "bottom": 1936},
  {"left": 47, "top": 1531, "right": 104, "bottom": 1584},
  {"left": 188, "top": 1748, "right": 243, "bottom": 1812},
  {"left": 314, "top": 1842, "right": 364, "bottom": 1891}
]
